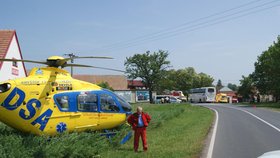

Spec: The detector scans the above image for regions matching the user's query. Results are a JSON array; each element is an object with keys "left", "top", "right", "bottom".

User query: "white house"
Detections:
[{"left": 0, "top": 30, "right": 27, "bottom": 82}]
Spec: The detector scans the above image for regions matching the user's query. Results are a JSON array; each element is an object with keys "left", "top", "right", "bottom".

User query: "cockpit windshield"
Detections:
[{"left": 116, "top": 95, "right": 132, "bottom": 112}]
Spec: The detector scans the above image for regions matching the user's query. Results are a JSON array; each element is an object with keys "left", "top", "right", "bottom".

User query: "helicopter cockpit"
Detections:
[{"left": 54, "top": 89, "right": 132, "bottom": 114}]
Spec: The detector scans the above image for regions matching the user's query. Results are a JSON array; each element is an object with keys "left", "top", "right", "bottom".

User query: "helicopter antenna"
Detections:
[{"left": 64, "top": 53, "right": 77, "bottom": 76}]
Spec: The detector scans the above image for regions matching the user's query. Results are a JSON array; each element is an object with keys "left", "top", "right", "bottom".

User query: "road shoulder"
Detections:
[{"left": 200, "top": 106, "right": 218, "bottom": 158}]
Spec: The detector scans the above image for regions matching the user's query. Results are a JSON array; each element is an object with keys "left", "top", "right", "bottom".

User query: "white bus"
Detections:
[{"left": 189, "top": 87, "right": 216, "bottom": 103}]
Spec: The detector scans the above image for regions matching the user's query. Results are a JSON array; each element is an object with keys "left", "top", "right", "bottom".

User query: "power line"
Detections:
[
  {"left": 92, "top": 0, "right": 280, "bottom": 52},
  {"left": 106, "top": 2, "right": 280, "bottom": 51},
  {"left": 106, "top": 0, "right": 280, "bottom": 51},
  {"left": 97, "top": 0, "right": 264, "bottom": 50}
]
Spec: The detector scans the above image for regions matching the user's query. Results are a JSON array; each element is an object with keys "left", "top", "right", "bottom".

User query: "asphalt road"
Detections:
[{"left": 198, "top": 103, "right": 280, "bottom": 158}]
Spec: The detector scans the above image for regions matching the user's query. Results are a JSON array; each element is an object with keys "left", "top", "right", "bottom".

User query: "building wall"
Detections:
[
  {"left": 115, "top": 90, "right": 156, "bottom": 103},
  {"left": 0, "top": 35, "right": 26, "bottom": 82},
  {"left": 115, "top": 90, "right": 134, "bottom": 103},
  {"left": 260, "top": 94, "right": 274, "bottom": 102}
]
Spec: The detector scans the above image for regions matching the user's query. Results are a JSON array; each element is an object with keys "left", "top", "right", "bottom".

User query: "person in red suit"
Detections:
[{"left": 127, "top": 106, "right": 151, "bottom": 152}]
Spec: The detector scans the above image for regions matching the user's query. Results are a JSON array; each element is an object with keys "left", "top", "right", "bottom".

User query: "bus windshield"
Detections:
[{"left": 208, "top": 88, "right": 215, "bottom": 93}]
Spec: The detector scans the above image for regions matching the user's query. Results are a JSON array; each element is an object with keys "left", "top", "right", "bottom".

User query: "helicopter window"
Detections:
[
  {"left": 78, "top": 93, "right": 98, "bottom": 112},
  {"left": 116, "top": 95, "right": 132, "bottom": 112},
  {"left": 0, "top": 83, "right": 11, "bottom": 93},
  {"left": 100, "top": 94, "right": 120, "bottom": 112},
  {"left": 56, "top": 96, "right": 69, "bottom": 111}
]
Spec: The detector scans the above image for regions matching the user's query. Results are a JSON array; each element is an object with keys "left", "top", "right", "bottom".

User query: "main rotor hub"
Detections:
[{"left": 46, "top": 56, "right": 67, "bottom": 68}]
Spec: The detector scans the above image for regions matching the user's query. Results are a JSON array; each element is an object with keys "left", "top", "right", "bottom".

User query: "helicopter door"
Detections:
[
  {"left": 53, "top": 93, "right": 78, "bottom": 133},
  {"left": 75, "top": 92, "right": 99, "bottom": 131},
  {"left": 99, "top": 92, "right": 124, "bottom": 129}
]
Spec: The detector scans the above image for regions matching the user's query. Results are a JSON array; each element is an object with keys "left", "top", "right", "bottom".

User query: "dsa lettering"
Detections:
[{"left": 1, "top": 88, "right": 53, "bottom": 131}]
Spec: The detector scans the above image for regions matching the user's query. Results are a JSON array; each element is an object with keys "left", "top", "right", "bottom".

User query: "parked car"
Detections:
[
  {"left": 169, "top": 96, "right": 182, "bottom": 103},
  {"left": 258, "top": 150, "right": 280, "bottom": 158},
  {"left": 154, "top": 95, "right": 182, "bottom": 104},
  {"left": 232, "top": 96, "right": 238, "bottom": 103},
  {"left": 216, "top": 93, "right": 228, "bottom": 103},
  {"left": 154, "top": 95, "right": 170, "bottom": 104}
]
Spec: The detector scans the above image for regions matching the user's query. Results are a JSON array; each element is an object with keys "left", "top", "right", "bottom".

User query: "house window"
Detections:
[{"left": 12, "top": 61, "right": 18, "bottom": 67}]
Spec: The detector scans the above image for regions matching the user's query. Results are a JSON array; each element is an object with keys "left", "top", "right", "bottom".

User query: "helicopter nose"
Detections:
[{"left": 0, "top": 82, "right": 13, "bottom": 106}]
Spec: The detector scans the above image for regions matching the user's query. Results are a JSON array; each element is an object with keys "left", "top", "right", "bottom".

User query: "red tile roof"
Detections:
[
  {"left": 0, "top": 30, "right": 27, "bottom": 76},
  {"left": 127, "top": 80, "right": 145, "bottom": 87},
  {"left": 0, "top": 30, "right": 15, "bottom": 59},
  {"left": 73, "top": 75, "right": 128, "bottom": 90}
]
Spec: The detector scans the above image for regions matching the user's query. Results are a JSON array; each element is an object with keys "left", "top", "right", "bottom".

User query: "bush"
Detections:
[{"left": 0, "top": 123, "right": 112, "bottom": 158}]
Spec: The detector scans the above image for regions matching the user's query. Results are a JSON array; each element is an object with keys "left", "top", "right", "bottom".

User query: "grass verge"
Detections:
[
  {"left": 238, "top": 102, "right": 280, "bottom": 112},
  {"left": 101, "top": 103, "right": 214, "bottom": 158},
  {"left": 0, "top": 103, "right": 214, "bottom": 158},
  {"left": 237, "top": 102, "right": 280, "bottom": 111}
]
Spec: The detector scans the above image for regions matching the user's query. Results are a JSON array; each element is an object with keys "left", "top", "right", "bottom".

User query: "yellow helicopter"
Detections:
[{"left": 0, "top": 56, "right": 132, "bottom": 136}]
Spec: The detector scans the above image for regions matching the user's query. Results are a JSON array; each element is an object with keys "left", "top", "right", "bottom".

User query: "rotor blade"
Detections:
[
  {"left": 90, "top": 66, "right": 125, "bottom": 73},
  {"left": 58, "top": 56, "right": 114, "bottom": 67},
  {"left": 73, "top": 56, "right": 113, "bottom": 59},
  {"left": 65, "top": 64, "right": 125, "bottom": 72},
  {"left": 63, "top": 56, "right": 113, "bottom": 62},
  {"left": 64, "top": 63, "right": 95, "bottom": 67},
  {"left": 0, "top": 58, "right": 47, "bottom": 65}
]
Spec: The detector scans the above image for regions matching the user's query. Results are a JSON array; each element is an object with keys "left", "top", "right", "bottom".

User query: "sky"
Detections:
[{"left": 1, "top": 0, "right": 280, "bottom": 85}]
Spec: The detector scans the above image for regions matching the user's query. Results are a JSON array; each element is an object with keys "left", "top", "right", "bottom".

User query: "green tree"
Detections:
[
  {"left": 156, "top": 67, "right": 214, "bottom": 95},
  {"left": 227, "top": 83, "right": 238, "bottom": 91},
  {"left": 156, "top": 69, "right": 176, "bottom": 94},
  {"left": 125, "top": 50, "right": 170, "bottom": 103},
  {"left": 173, "top": 67, "right": 197, "bottom": 91},
  {"left": 253, "top": 36, "right": 280, "bottom": 100},
  {"left": 97, "top": 81, "right": 114, "bottom": 91},
  {"left": 238, "top": 75, "right": 254, "bottom": 101},
  {"left": 196, "top": 73, "right": 214, "bottom": 88}
]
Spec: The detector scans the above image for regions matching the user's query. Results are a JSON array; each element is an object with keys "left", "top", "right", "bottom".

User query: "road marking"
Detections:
[
  {"left": 237, "top": 108, "right": 280, "bottom": 133},
  {"left": 206, "top": 107, "right": 218, "bottom": 158},
  {"left": 217, "top": 104, "right": 280, "bottom": 133}
]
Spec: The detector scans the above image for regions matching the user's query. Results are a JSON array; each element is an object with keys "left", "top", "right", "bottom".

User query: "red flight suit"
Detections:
[{"left": 127, "top": 112, "right": 151, "bottom": 152}]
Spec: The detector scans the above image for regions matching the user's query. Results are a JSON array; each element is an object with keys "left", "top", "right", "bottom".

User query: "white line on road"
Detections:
[
  {"left": 219, "top": 105, "right": 280, "bottom": 133},
  {"left": 206, "top": 107, "right": 219, "bottom": 158},
  {"left": 200, "top": 104, "right": 280, "bottom": 158},
  {"left": 238, "top": 108, "right": 280, "bottom": 133}
]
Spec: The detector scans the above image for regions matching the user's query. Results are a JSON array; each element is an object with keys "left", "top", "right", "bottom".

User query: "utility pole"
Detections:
[{"left": 64, "top": 53, "right": 77, "bottom": 76}]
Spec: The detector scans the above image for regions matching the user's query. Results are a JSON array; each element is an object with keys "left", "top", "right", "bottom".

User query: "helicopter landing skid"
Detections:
[
  {"left": 100, "top": 129, "right": 132, "bottom": 145},
  {"left": 120, "top": 131, "right": 132, "bottom": 145},
  {"left": 100, "top": 129, "right": 116, "bottom": 143}
]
